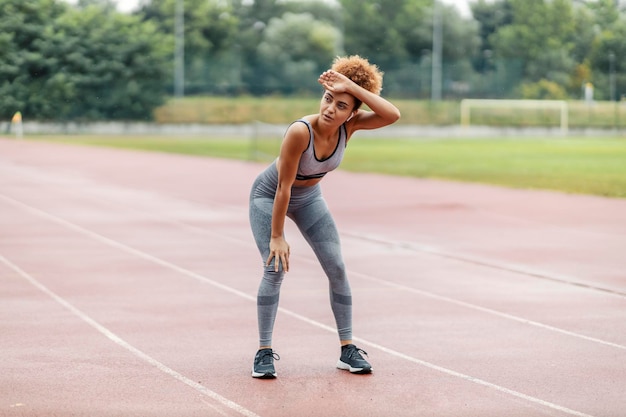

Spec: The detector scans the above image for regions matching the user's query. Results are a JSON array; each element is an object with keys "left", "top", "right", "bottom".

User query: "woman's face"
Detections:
[{"left": 319, "top": 90, "right": 355, "bottom": 125}]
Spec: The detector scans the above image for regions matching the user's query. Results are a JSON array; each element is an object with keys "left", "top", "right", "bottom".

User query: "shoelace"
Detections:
[
  {"left": 347, "top": 346, "right": 368, "bottom": 359},
  {"left": 260, "top": 350, "right": 280, "bottom": 364}
]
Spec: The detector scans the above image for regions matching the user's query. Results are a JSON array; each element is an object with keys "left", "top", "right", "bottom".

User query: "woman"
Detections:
[{"left": 249, "top": 55, "right": 401, "bottom": 378}]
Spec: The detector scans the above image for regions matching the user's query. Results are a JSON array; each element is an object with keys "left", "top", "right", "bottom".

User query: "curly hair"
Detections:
[{"left": 331, "top": 55, "right": 383, "bottom": 96}]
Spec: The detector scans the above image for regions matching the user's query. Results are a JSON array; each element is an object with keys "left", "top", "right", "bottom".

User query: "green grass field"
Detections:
[
  {"left": 343, "top": 138, "right": 626, "bottom": 198},
  {"left": 29, "top": 134, "right": 626, "bottom": 198}
]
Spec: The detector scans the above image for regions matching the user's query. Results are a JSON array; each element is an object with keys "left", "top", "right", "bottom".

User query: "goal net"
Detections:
[{"left": 460, "top": 99, "right": 569, "bottom": 134}]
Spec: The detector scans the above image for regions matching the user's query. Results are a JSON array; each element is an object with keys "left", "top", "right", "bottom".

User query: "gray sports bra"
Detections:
[{"left": 293, "top": 119, "right": 347, "bottom": 181}]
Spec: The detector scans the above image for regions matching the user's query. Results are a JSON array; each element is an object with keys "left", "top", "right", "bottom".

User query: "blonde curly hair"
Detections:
[{"left": 331, "top": 55, "right": 383, "bottom": 95}]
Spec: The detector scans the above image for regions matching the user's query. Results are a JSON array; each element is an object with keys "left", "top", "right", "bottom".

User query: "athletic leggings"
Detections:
[{"left": 249, "top": 162, "right": 352, "bottom": 347}]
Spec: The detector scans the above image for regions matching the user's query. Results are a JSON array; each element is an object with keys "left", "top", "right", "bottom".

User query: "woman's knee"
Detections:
[{"left": 262, "top": 268, "right": 285, "bottom": 286}]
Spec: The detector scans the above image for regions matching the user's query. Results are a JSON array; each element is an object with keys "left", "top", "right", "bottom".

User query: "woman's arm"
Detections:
[
  {"left": 267, "top": 122, "right": 309, "bottom": 272},
  {"left": 318, "top": 70, "right": 401, "bottom": 132}
]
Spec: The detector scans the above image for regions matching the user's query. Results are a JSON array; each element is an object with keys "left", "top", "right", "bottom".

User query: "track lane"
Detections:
[{"left": 2, "top": 138, "right": 625, "bottom": 416}]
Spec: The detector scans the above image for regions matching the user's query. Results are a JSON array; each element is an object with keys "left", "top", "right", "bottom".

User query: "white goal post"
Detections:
[{"left": 460, "top": 99, "right": 569, "bottom": 135}]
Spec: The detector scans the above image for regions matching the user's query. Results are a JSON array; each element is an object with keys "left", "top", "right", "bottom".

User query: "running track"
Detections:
[{"left": 1, "top": 138, "right": 624, "bottom": 417}]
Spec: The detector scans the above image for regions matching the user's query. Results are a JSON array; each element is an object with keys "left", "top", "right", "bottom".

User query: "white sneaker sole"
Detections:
[
  {"left": 251, "top": 368, "right": 277, "bottom": 378},
  {"left": 337, "top": 360, "right": 372, "bottom": 374}
]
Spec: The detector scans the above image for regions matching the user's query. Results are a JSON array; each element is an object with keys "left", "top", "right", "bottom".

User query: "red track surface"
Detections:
[{"left": 1, "top": 138, "right": 625, "bottom": 417}]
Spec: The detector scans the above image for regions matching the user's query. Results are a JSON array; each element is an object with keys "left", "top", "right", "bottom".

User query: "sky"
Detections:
[{"left": 65, "top": 0, "right": 473, "bottom": 16}]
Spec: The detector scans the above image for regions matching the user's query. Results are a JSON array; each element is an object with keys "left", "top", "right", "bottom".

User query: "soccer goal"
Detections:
[{"left": 460, "top": 99, "right": 569, "bottom": 135}]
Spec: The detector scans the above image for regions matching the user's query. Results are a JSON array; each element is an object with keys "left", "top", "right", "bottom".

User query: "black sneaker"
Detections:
[
  {"left": 252, "top": 348, "right": 279, "bottom": 379},
  {"left": 337, "top": 344, "right": 372, "bottom": 374}
]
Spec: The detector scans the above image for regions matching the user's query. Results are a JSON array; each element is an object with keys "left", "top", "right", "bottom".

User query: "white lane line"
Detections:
[
  {"left": 347, "top": 268, "right": 626, "bottom": 352},
  {"left": 344, "top": 232, "right": 626, "bottom": 299},
  {"left": 107, "top": 202, "right": 626, "bottom": 352},
  {"left": 2, "top": 189, "right": 624, "bottom": 353},
  {"left": 3, "top": 161, "right": 623, "bottom": 343},
  {"left": 0, "top": 193, "right": 598, "bottom": 417},
  {"left": 0, "top": 254, "right": 260, "bottom": 417},
  {"left": 271, "top": 309, "right": 596, "bottom": 417},
  {"left": 55, "top": 188, "right": 626, "bottom": 352}
]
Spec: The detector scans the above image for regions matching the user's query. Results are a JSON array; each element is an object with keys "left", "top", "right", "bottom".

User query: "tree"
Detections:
[
  {"left": 234, "top": 0, "right": 340, "bottom": 95},
  {"left": 589, "top": 16, "right": 626, "bottom": 100},
  {"left": 0, "top": 0, "right": 67, "bottom": 119},
  {"left": 585, "top": 0, "right": 621, "bottom": 26},
  {"left": 76, "top": 0, "right": 116, "bottom": 11},
  {"left": 470, "top": 0, "right": 513, "bottom": 71},
  {"left": 56, "top": 4, "right": 172, "bottom": 119},
  {"left": 336, "top": 0, "right": 480, "bottom": 97},
  {"left": 137, "top": 0, "right": 239, "bottom": 94},
  {"left": 489, "top": 0, "right": 577, "bottom": 96},
  {"left": 255, "top": 12, "right": 342, "bottom": 94},
  {"left": 339, "top": 0, "right": 411, "bottom": 70},
  {"left": 576, "top": 0, "right": 626, "bottom": 100},
  {"left": 0, "top": 0, "right": 172, "bottom": 120}
]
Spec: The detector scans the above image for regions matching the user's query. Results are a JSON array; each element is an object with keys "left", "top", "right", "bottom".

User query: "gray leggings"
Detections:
[{"left": 249, "top": 162, "right": 352, "bottom": 347}]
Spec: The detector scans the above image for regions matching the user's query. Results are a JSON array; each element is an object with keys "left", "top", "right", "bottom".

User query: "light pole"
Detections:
[
  {"left": 431, "top": 0, "right": 442, "bottom": 101},
  {"left": 334, "top": 2, "right": 344, "bottom": 55},
  {"left": 174, "top": 0, "right": 185, "bottom": 97},
  {"left": 609, "top": 51, "right": 615, "bottom": 102},
  {"left": 482, "top": 49, "right": 492, "bottom": 97}
]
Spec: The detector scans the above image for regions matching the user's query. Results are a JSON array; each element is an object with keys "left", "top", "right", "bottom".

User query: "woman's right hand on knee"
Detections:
[{"left": 267, "top": 237, "right": 290, "bottom": 272}]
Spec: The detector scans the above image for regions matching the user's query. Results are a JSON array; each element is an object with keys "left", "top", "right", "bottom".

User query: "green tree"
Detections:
[
  {"left": 490, "top": 0, "right": 577, "bottom": 95},
  {"left": 339, "top": 0, "right": 410, "bottom": 70},
  {"left": 337, "top": 0, "right": 480, "bottom": 97},
  {"left": 519, "top": 78, "right": 568, "bottom": 99},
  {"left": 470, "top": 0, "right": 513, "bottom": 70},
  {"left": 0, "top": 0, "right": 67, "bottom": 119},
  {"left": 255, "top": 12, "right": 341, "bottom": 94},
  {"left": 0, "top": 0, "right": 171, "bottom": 121},
  {"left": 394, "top": 1, "right": 480, "bottom": 63},
  {"left": 137, "top": 0, "right": 239, "bottom": 94},
  {"left": 579, "top": 0, "right": 626, "bottom": 100},
  {"left": 586, "top": 0, "right": 621, "bottom": 26},
  {"left": 56, "top": 4, "right": 172, "bottom": 119},
  {"left": 570, "top": 2, "right": 597, "bottom": 61},
  {"left": 233, "top": 0, "right": 339, "bottom": 95},
  {"left": 76, "top": 0, "right": 116, "bottom": 11},
  {"left": 589, "top": 16, "right": 626, "bottom": 100}
]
